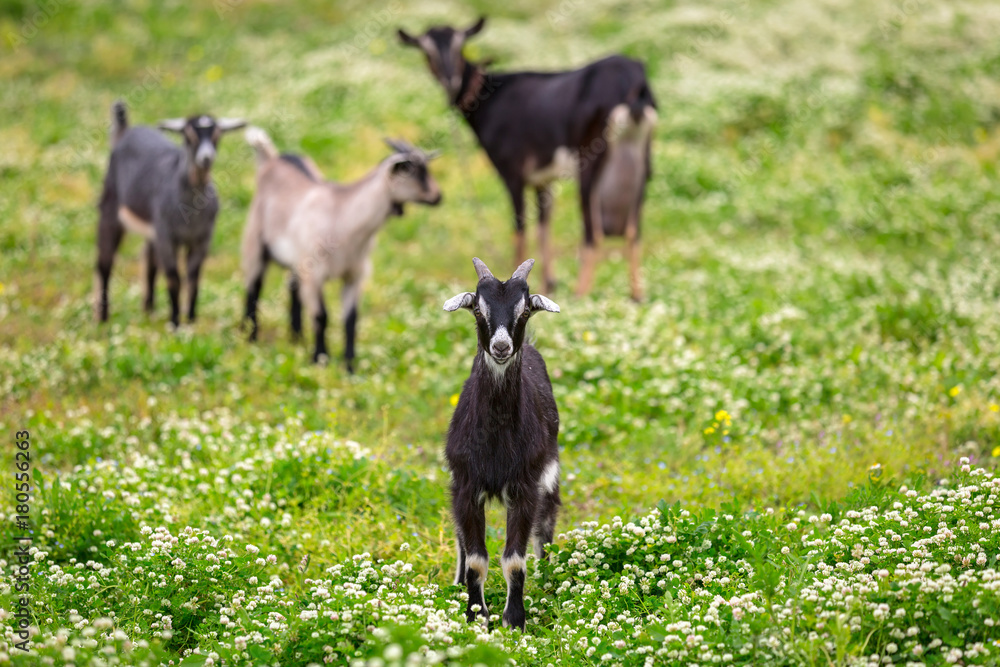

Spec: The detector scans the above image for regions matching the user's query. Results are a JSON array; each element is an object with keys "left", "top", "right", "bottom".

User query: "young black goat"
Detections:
[
  {"left": 95, "top": 101, "right": 245, "bottom": 326},
  {"left": 400, "top": 18, "right": 657, "bottom": 300},
  {"left": 443, "top": 257, "right": 561, "bottom": 630}
]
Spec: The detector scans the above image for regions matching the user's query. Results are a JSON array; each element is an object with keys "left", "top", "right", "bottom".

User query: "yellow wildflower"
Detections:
[
  {"left": 449, "top": 393, "right": 460, "bottom": 407},
  {"left": 704, "top": 427, "right": 715, "bottom": 435},
  {"left": 990, "top": 403, "right": 999, "bottom": 413},
  {"left": 949, "top": 386, "right": 962, "bottom": 398},
  {"left": 582, "top": 331, "right": 595, "bottom": 343},
  {"left": 993, "top": 446, "right": 1000, "bottom": 458},
  {"left": 842, "top": 414, "right": 852, "bottom": 424},
  {"left": 205, "top": 65, "right": 223, "bottom": 82},
  {"left": 714, "top": 409, "right": 731, "bottom": 422}
]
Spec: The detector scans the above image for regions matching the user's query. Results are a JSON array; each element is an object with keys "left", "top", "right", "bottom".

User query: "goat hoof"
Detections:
[
  {"left": 502, "top": 610, "right": 526, "bottom": 632},
  {"left": 630, "top": 292, "right": 644, "bottom": 304},
  {"left": 313, "top": 352, "right": 330, "bottom": 366}
]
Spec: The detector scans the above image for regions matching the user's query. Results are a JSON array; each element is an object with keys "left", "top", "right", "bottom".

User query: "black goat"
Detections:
[
  {"left": 400, "top": 17, "right": 657, "bottom": 300},
  {"left": 95, "top": 101, "right": 245, "bottom": 326},
  {"left": 443, "top": 257, "right": 561, "bottom": 630}
]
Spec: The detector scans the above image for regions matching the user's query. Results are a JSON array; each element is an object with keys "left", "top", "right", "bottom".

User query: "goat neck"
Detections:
[
  {"left": 456, "top": 61, "right": 490, "bottom": 114},
  {"left": 330, "top": 163, "right": 395, "bottom": 237},
  {"left": 185, "top": 158, "right": 213, "bottom": 190},
  {"left": 473, "top": 345, "right": 524, "bottom": 400}
]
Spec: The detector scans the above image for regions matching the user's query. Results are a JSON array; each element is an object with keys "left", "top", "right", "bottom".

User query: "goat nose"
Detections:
[{"left": 492, "top": 340, "right": 511, "bottom": 357}]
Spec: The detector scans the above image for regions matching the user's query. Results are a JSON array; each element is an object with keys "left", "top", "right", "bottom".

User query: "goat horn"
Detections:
[
  {"left": 383, "top": 137, "right": 414, "bottom": 154},
  {"left": 511, "top": 258, "right": 534, "bottom": 281},
  {"left": 472, "top": 257, "right": 494, "bottom": 281}
]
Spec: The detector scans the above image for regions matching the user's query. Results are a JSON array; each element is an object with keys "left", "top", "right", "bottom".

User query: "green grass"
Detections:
[{"left": 2, "top": 0, "right": 1000, "bottom": 664}]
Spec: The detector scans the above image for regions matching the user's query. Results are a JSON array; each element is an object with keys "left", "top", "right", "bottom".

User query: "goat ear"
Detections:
[
  {"left": 217, "top": 118, "right": 247, "bottom": 133},
  {"left": 390, "top": 158, "right": 414, "bottom": 174},
  {"left": 157, "top": 118, "right": 187, "bottom": 133},
  {"left": 443, "top": 292, "right": 475, "bottom": 312},
  {"left": 463, "top": 17, "right": 486, "bottom": 39},
  {"left": 398, "top": 28, "right": 421, "bottom": 47},
  {"left": 529, "top": 294, "right": 560, "bottom": 314}
]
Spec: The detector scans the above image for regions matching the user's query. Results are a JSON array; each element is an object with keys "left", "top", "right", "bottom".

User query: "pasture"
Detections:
[{"left": 2, "top": 0, "right": 1000, "bottom": 664}]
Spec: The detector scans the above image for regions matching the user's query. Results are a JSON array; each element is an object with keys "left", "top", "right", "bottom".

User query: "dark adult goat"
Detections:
[
  {"left": 400, "top": 18, "right": 657, "bottom": 300},
  {"left": 443, "top": 257, "right": 561, "bottom": 630},
  {"left": 95, "top": 101, "right": 245, "bottom": 325}
]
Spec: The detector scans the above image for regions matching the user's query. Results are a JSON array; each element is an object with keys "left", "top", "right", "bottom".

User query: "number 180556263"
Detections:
[{"left": 14, "top": 430, "right": 31, "bottom": 528}]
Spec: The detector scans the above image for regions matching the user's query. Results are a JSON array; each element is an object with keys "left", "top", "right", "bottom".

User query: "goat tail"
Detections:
[
  {"left": 111, "top": 100, "right": 128, "bottom": 146},
  {"left": 245, "top": 126, "right": 279, "bottom": 163}
]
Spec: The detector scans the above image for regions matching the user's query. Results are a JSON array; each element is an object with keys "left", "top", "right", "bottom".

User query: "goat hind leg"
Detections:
[
  {"left": 532, "top": 487, "right": 561, "bottom": 561},
  {"left": 244, "top": 248, "right": 269, "bottom": 342},
  {"left": 626, "top": 218, "right": 642, "bottom": 302}
]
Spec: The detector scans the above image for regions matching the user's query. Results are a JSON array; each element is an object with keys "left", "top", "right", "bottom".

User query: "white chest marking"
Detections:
[{"left": 526, "top": 146, "right": 578, "bottom": 186}]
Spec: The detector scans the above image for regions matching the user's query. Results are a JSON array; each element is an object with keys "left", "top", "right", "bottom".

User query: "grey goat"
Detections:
[
  {"left": 95, "top": 101, "right": 245, "bottom": 325},
  {"left": 242, "top": 128, "right": 442, "bottom": 372}
]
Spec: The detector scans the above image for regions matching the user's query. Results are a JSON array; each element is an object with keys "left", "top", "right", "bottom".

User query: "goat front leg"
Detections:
[
  {"left": 341, "top": 278, "right": 363, "bottom": 374},
  {"left": 143, "top": 241, "right": 157, "bottom": 313},
  {"left": 575, "top": 162, "right": 604, "bottom": 298},
  {"left": 185, "top": 240, "right": 210, "bottom": 323},
  {"left": 536, "top": 186, "right": 556, "bottom": 293},
  {"left": 289, "top": 273, "right": 302, "bottom": 341},
  {"left": 502, "top": 492, "right": 537, "bottom": 631},
  {"left": 156, "top": 241, "right": 182, "bottom": 328},
  {"left": 300, "top": 276, "right": 329, "bottom": 364},
  {"left": 504, "top": 178, "right": 527, "bottom": 268},
  {"left": 453, "top": 485, "right": 489, "bottom": 625}
]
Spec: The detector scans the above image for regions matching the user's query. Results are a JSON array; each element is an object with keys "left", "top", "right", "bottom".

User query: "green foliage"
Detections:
[{"left": 3, "top": 0, "right": 1000, "bottom": 665}]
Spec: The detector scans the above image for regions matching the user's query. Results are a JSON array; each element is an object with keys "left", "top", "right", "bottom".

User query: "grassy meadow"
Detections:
[{"left": 2, "top": 0, "right": 1000, "bottom": 664}]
